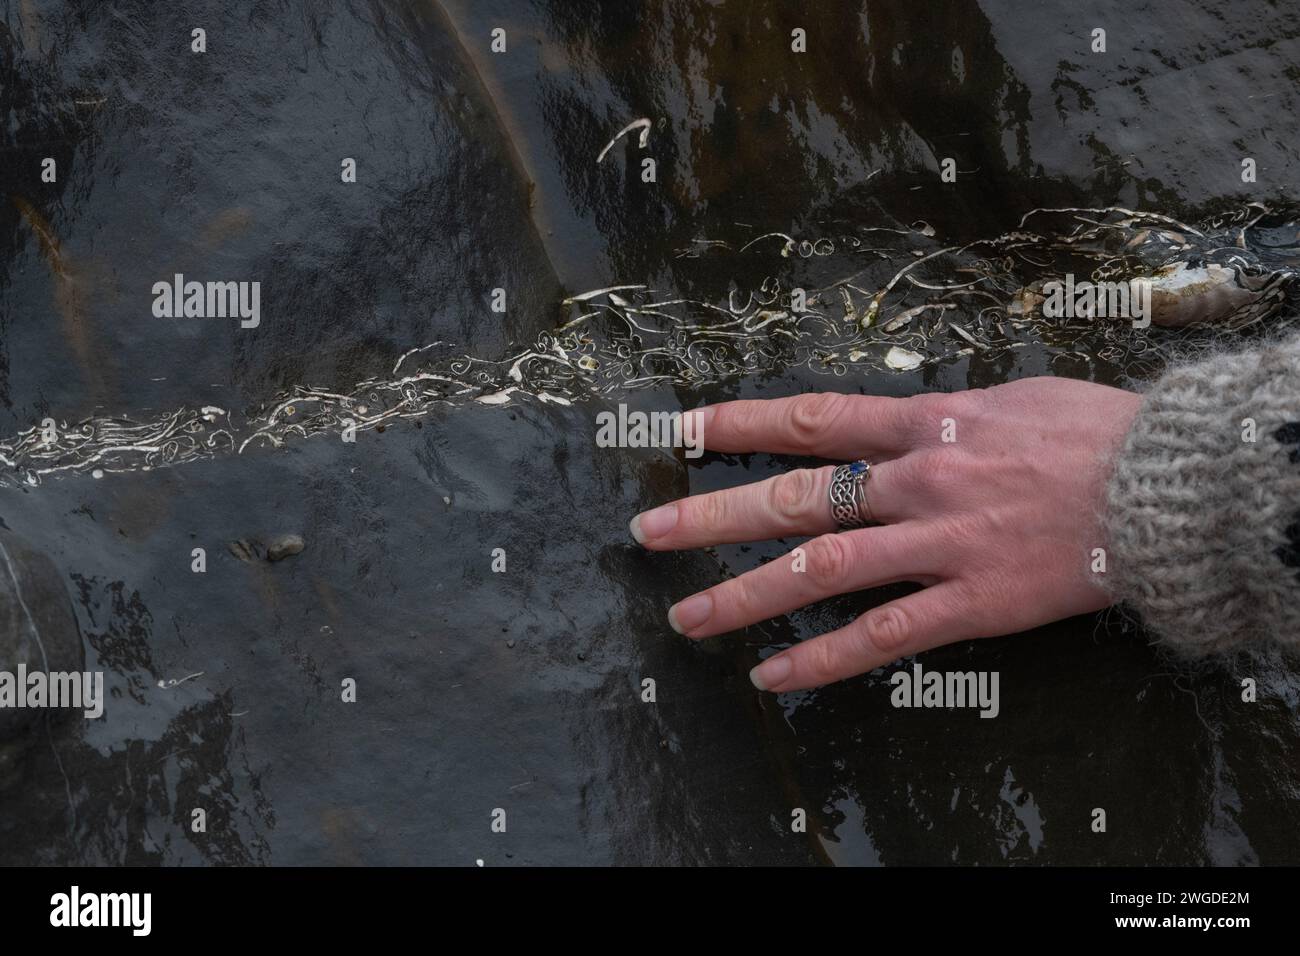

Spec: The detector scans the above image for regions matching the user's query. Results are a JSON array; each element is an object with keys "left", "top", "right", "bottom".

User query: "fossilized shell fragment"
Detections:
[
  {"left": 1143, "top": 262, "right": 1265, "bottom": 328},
  {"left": 885, "top": 346, "right": 924, "bottom": 370}
]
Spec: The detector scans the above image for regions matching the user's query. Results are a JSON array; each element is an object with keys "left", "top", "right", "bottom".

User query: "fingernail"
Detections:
[
  {"left": 750, "top": 655, "right": 792, "bottom": 692},
  {"left": 667, "top": 593, "right": 712, "bottom": 635},
  {"left": 630, "top": 503, "right": 677, "bottom": 544}
]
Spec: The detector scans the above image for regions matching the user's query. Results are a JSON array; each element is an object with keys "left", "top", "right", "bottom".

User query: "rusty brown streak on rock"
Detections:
[{"left": 11, "top": 195, "right": 108, "bottom": 403}]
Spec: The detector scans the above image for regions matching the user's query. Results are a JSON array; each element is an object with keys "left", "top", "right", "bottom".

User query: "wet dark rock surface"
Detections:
[
  {"left": 1, "top": 0, "right": 1298, "bottom": 864},
  {"left": 0, "top": 527, "right": 85, "bottom": 785}
]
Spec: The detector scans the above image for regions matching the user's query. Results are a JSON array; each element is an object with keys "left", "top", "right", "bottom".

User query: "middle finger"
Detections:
[{"left": 667, "top": 523, "right": 940, "bottom": 639}]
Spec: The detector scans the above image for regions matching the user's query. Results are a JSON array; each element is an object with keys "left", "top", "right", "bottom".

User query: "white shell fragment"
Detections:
[
  {"left": 561, "top": 284, "right": 646, "bottom": 305},
  {"left": 947, "top": 322, "right": 987, "bottom": 349},
  {"left": 881, "top": 302, "right": 954, "bottom": 332},
  {"left": 885, "top": 346, "right": 925, "bottom": 370},
  {"left": 596, "top": 118, "right": 652, "bottom": 164},
  {"left": 1145, "top": 262, "right": 1263, "bottom": 327},
  {"left": 475, "top": 388, "right": 517, "bottom": 405}
]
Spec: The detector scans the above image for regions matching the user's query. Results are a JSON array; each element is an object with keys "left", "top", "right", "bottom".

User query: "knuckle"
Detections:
[
  {"left": 689, "top": 489, "right": 729, "bottom": 530},
  {"left": 709, "top": 401, "right": 756, "bottom": 443},
  {"left": 789, "top": 392, "right": 850, "bottom": 448},
  {"left": 769, "top": 469, "right": 817, "bottom": 523},
  {"left": 805, "top": 532, "right": 852, "bottom": 588},
  {"left": 909, "top": 448, "right": 967, "bottom": 494},
  {"left": 857, "top": 604, "right": 913, "bottom": 657},
  {"left": 934, "top": 388, "right": 979, "bottom": 419},
  {"left": 726, "top": 401, "right": 764, "bottom": 436},
  {"left": 718, "top": 575, "right": 755, "bottom": 622},
  {"left": 909, "top": 390, "right": 980, "bottom": 442},
  {"left": 801, "top": 638, "right": 845, "bottom": 687}
]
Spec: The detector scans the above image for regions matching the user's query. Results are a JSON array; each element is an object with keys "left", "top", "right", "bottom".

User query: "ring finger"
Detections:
[{"left": 631, "top": 461, "right": 910, "bottom": 550}]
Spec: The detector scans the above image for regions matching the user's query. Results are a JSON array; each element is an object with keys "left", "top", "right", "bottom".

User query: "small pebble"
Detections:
[
  {"left": 266, "top": 534, "right": 305, "bottom": 562},
  {"left": 506, "top": 640, "right": 515, "bottom": 649}
]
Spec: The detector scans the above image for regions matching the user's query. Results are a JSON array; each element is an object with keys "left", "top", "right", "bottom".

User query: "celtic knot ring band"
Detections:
[{"left": 828, "top": 460, "right": 873, "bottom": 530}]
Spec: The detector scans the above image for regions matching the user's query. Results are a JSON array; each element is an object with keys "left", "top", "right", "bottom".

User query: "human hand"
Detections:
[{"left": 630, "top": 380, "right": 1143, "bottom": 692}]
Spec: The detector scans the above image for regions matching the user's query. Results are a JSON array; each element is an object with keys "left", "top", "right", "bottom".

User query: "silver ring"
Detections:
[{"left": 829, "top": 460, "right": 873, "bottom": 531}]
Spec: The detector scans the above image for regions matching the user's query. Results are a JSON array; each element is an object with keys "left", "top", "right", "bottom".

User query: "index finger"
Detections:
[{"left": 691, "top": 392, "right": 922, "bottom": 460}]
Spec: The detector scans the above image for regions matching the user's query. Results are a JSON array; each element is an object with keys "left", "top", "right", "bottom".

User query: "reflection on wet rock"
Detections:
[{"left": 0, "top": 528, "right": 85, "bottom": 782}]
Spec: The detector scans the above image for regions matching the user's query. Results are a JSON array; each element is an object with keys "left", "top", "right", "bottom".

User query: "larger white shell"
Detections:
[
  {"left": 885, "top": 346, "right": 924, "bottom": 370},
  {"left": 1144, "top": 262, "right": 1259, "bottom": 327}
]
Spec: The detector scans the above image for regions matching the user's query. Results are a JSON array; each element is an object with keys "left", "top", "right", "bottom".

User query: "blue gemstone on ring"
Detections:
[{"left": 849, "top": 460, "right": 867, "bottom": 475}]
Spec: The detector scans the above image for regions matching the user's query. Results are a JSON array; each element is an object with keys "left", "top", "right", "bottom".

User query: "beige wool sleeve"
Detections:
[{"left": 1102, "top": 332, "right": 1300, "bottom": 654}]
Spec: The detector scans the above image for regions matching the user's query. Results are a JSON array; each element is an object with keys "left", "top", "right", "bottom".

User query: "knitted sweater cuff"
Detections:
[{"left": 1102, "top": 333, "right": 1300, "bottom": 654}]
